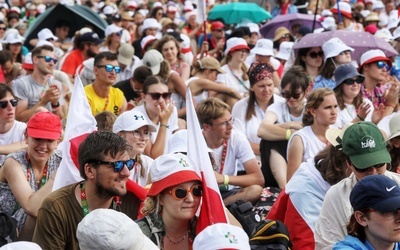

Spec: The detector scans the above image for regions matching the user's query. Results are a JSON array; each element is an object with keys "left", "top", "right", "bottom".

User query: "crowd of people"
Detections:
[{"left": 1, "top": 0, "right": 400, "bottom": 249}]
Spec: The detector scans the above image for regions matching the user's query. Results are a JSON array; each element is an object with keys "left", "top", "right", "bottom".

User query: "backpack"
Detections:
[
  {"left": 0, "top": 213, "right": 18, "bottom": 246},
  {"left": 226, "top": 200, "right": 261, "bottom": 237},
  {"left": 249, "top": 219, "right": 292, "bottom": 250}
]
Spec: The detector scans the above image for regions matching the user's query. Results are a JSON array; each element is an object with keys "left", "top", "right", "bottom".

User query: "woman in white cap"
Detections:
[
  {"left": 387, "top": 114, "right": 400, "bottom": 173},
  {"left": 187, "top": 56, "right": 242, "bottom": 107},
  {"left": 136, "top": 153, "right": 203, "bottom": 249},
  {"left": 3, "top": 29, "right": 25, "bottom": 63},
  {"left": 0, "top": 112, "right": 62, "bottom": 241},
  {"left": 217, "top": 37, "right": 251, "bottom": 97},
  {"left": 100, "top": 24, "right": 123, "bottom": 54},
  {"left": 113, "top": 110, "right": 157, "bottom": 187},
  {"left": 293, "top": 46, "right": 324, "bottom": 89},
  {"left": 313, "top": 37, "right": 354, "bottom": 90}
]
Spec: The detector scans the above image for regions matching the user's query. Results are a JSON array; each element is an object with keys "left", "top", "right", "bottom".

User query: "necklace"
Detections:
[{"left": 165, "top": 232, "right": 188, "bottom": 245}]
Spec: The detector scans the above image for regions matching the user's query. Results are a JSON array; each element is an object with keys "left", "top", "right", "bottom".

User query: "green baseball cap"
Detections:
[{"left": 342, "top": 122, "right": 391, "bottom": 169}]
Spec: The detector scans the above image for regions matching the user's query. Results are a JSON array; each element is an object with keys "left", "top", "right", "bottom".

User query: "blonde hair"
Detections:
[{"left": 303, "top": 88, "right": 335, "bottom": 126}]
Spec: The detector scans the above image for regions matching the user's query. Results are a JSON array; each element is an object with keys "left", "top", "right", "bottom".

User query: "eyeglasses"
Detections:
[
  {"left": 215, "top": 117, "right": 235, "bottom": 127},
  {"left": 308, "top": 51, "right": 324, "bottom": 59},
  {"left": 369, "top": 208, "right": 400, "bottom": 220},
  {"left": 37, "top": 55, "right": 58, "bottom": 64},
  {"left": 376, "top": 61, "right": 391, "bottom": 70},
  {"left": 96, "top": 64, "right": 121, "bottom": 74},
  {"left": 87, "top": 159, "right": 135, "bottom": 172},
  {"left": 281, "top": 91, "right": 303, "bottom": 100},
  {"left": 147, "top": 92, "right": 172, "bottom": 100},
  {"left": 353, "top": 163, "right": 386, "bottom": 173},
  {"left": 339, "top": 50, "right": 352, "bottom": 56},
  {"left": 342, "top": 76, "right": 365, "bottom": 85},
  {"left": 167, "top": 185, "right": 203, "bottom": 200},
  {"left": 128, "top": 130, "right": 151, "bottom": 139},
  {"left": 0, "top": 99, "right": 18, "bottom": 109}
]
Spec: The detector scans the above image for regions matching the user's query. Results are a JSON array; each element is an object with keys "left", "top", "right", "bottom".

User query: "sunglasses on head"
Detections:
[
  {"left": 343, "top": 76, "right": 365, "bottom": 85},
  {"left": 168, "top": 185, "right": 203, "bottom": 200},
  {"left": 147, "top": 92, "right": 172, "bottom": 100},
  {"left": 308, "top": 51, "right": 324, "bottom": 59},
  {"left": 353, "top": 163, "right": 386, "bottom": 173},
  {"left": 37, "top": 55, "right": 58, "bottom": 64},
  {"left": 376, "top": 61, "right": 390, "bottom": 70},
  {"left": 96, "top": 64, "right": 121, "bottom": 74},
  {"left": 281, "top": 91, "right": 303, "bottom": 100},
  {"left": 87, "top": 159, "right": 135, "bottom": 172},
  {"left": 0, "top": 99, "right": 18, "bottom": 109}
]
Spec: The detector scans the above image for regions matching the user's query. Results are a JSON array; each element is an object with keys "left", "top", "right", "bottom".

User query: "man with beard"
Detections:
[
  {"left": 197, "top": 98, "right": 264, "bottom": 206},
  {"left": 32, "top": 131, "right": 141, "bottom": 250},
  {"left": 84, "top": 52, "right": 127, "bottom": 116},
  {"left": 61, "top": 32, "right": 102, "bottom": 81},
  {"left": 12, "top": 45, "right": 65, "bottom": 122}
]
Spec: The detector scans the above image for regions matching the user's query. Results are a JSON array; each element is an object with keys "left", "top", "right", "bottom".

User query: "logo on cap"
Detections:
[
  {"left": 179, "top": 158, "right": 189, "bottom": 168},
  {"left": 361, "top": 136, "right": 376, "bottom": 149},
  {"left": 134, "top": 115, "right": 144, "bottom": 120},
  {"left": 257, "top": 41, "right": 262, "bottom": 47},
  {"left": 93, "top": 33, "right": 99, "bottom": 39},
  {"left": 387, "top": 186, "right": 396, "bottom": 192},
  {"left": 225, "top": 232, "right": 238, "bottom": 244}
]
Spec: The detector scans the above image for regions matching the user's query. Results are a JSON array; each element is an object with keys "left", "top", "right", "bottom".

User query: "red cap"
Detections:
[
  {"left": 211, "top": 21, "right": 224, "bottom": 31},
  {"left": 27, "top": 112, "right": 62, "bottom": 140}
]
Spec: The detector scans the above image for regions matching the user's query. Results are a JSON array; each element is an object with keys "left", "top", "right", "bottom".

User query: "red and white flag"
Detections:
[{"left": 186, "top": 88, "right": 228, "bottom": 234}]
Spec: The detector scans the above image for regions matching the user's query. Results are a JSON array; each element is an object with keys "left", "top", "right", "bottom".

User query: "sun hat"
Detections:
[
  {"left": 273, "top": 27, "right": 292, "bottom": 42},
  {"left": 247, "top": 23, "right": 260, "bottom": 35},
  {"left": 364, "top": 0, "right": 374, "bottom": 4},
  {"left": 322, "top": 37, "right": 354, "bottom": 62},
  {"left": 141, "top": 35, "right": 157, "bottom": 50},
  {"left": 0, "top": 242, "right": 42, "bottom": 250},
  {"left": 9, "top": 6, "right": 21, "bottom": 15},
  {"left": 4, "top": 30, "right": 24, "bottom": 44},
  {"left": 184, "top": 1, "right": 194, "bottom": 12},
  {"left": 224, "top": 37, "right": 250, "bottom": 56},
  {"left": 142, "top": 49, "right": 164, "bottom": 75},
  {"left": 126, "top": 0, "right": 138, "bottom": 9},
  {"left": 372, "top": 0, "right": 384, "bottom": 10},
  {"left": 121, "top": 12, "right": 133, "bottom": 21},
  {"left": 365, "top": 11, "right": 379, "bottom": 22},
  {"left": 320, "top": 9, "right": 333, "bottom": 17},
  {"left": 22, "top": 52, "right": 33, "bottom": 70},
  {"left": 250, "top": 38, "right": 274, "bottom": 56},
  {"left": 76, "top": 209, "right": 159, "bottom": 250},
  {"left": 342, "top": 121, "right": 391, "bottom": 169},
  {"left": 359, "top": 49, "right": 391, "bottom": 68},
  {"left": 333, "top": 63, "right": 364, "bottom": 89},
  {"left": 167, "top": 5, "right": 177, "bottom": 13},
  {"left": 141, "top": 18, "right": 161, "bottom": 33},
  {"left": 320, "top": 16, "right": 336, "bottom": 30},
  {"left": 330, "top": 2, "right": 352, "bottom": 19},
  {"left": 36, "top": 40, "right": 54, "bottom": 48},
  {"left": 152, "top": 2, "right": 163, "bottom": 8},
  {"left": 105, "top": 24, "right": 123, "bottom": 37},
  {"left": 103, "top": 5, "right": 114, "bottom": 15},
  {"left": 350, "top": 175, "right": 400, "bottom": 213},
  {"left": 25, "top": 2, "right": 37, "bottom": 11},
  {"left": 113, "top": 110, "right": 156, "bottom": 133},
  {"left": 374, "top": 28, "right": 394, "bottom": 42},
  {"left": 160, "top": 17, "right": 177, "bottom": 30},
  {"left": 193, "top": 223, "right": 250, "bottom": 250},
  {"left": 147, "top": 153, "right": 202, "bottom": 196},
  {"left": 117, "top": 43, "right": 134, "bottom": 66},
  {"left": 275, "top": 41, "right": 294, "bottom": 61},
  {"left": 210, "top": 21, "right": 224, "bottom": 31},
  {"left": 387, "top": 114, "right": 400, "bottom": 141},
  {"left": 364, "top": 24, "right": 378, "bottom": 35},
  {"left": 325, "top": 123, "right": 353, "bottom": 147},
  {"left": 80, "top": 32, "right": 103, "bottom": 44},
  {"left": 27, "top": 112, "right": 62, "bottom": 140},
  {"left": 198, "top": 56, "right": 225, "bottom": 73},
  {"left": 38, "top": 28, "right": 58, "bottom": 41}
]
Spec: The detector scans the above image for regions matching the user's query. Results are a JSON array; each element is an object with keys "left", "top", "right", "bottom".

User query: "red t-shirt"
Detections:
[{"left": 61, "top": 49, "right": 84, "bottom": 76}]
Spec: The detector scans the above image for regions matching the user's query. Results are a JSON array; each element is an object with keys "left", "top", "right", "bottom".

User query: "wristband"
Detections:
[
  {"left": 160, "top": 124, "right": 169, "bottom": 129},
  {"left": 223, "top": 175, "right": 229, "bottom": 186},
  {"left": 51, "top": 102, "right": 60, "bottom": 108},
  {"left": 52, "top": 106, "right": 60, "bottom": 112},
  {"left": 357, "top": 114, "right": 364, "bottom": 121},
  {"left": 285, "top": 129, "right": 291, "bottom": 140}
]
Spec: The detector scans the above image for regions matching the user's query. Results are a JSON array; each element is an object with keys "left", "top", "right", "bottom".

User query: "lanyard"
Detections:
[
  {"left": 80, "top": 182, "right": 119, "bottom": 217},
  {"left": 219, "top": 140, "right": 228, "bottom": 174},
  {"left": 26, "top": 151, "right": 48, "bottom": 188},
  {"left": 227, "top": 65, "right": 249, "bottom": 91}
]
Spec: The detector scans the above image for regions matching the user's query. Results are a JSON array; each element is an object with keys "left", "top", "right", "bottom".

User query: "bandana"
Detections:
[{"left": 248, "top": 62, "right": 274, "bottom": 86}]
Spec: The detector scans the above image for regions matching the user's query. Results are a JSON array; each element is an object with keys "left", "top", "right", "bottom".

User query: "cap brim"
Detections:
[
  {"left": 216, "top": 68, "right": 226, "bottom": 74},
  {"left": 150, "top": 64, "right": 161, "bottom": 75},
  {"left": 118, "top": 56, "right": 132, "bottom": 66},
  {"left": 361, "top": 56, "right": 392, "bottom": 68},
  {"left": 250, "top": 48, "right": 274, "bottom": 56},
  {"left": 349, "top": 148, "right": 391, "bottom": 169},
  {"left": 147, "top": 170, "right": 202, "bottom": 196},
  {"left": 229, "top": 45, "right": 251, "bottom": 54},
  {"left": 387, "top": 131, "right": 400, "bottom": 141},
  {"left": 326, "top": 128, "right": 342, "bottom": 147},
  {"left": 27, "top": 127, "right": 61, "bottom": 140},
  {"left": 372, "top": 196, "right": 400, "bottom": 213}
]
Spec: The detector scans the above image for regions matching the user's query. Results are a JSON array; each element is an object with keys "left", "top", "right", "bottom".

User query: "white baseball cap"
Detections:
[
  {"left": 113, "top": 110, "right": 156, "bottom": 133},
  {"left": 142, "top": 49, "right": 164, "bottom": 75},
  {"left": 224, "top": 37, "right": 250, "bottom": 56},
  {"left": 250, "top": 38, "right": 274, "bottom": 56},
  {"left": 275, "top": 41, "right": 294, "bottom": 61},
  {"left": 141, "top": 18, "right": 161, "bottom": 33},
  {"left": 38, "top": 28, "right": 58, "bottom": 41},
  {"left": 105, "top": 24, "right": 123, "bottom": 37},
  {"left": 374, "top": 28, "right": 394, "bottom": 42},
  {"left": 141, "top": 35, "right": 157, "bottom": 50},
  {"left": 359, "top": 49, "right": 391, "bottom": 68},
  {"left": 4, "top": 30, "right": 24, "bottom": 44},
  {"left": 388, "top": 114, "right": 400, "bottom": 141},
  {"left": 322, "top": 37, "right": 354, "bottom": 61}
]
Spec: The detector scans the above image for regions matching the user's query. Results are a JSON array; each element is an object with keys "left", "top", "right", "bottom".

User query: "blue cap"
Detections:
[{"left": 350, "top": 175, "right": 400, "bottom": 213}]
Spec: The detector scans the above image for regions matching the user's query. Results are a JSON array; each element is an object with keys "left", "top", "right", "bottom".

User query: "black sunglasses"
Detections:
[
  {"left": 308, "top": 51, "right": 324, "bottom": 59},
  {"left": 0, "top": 27, "right": 6, "bottom": 30},
  {"left": 87, "top": 159, "right": 135, "bottom": 172},
  {"left": 353, "top": 163, "right": 386, "bottom": 173},
  {"left": 147, "top": 92, "right": 172, "bottom": 100},
  {"left": 281, "top": 91, "right": 303, "bottom": 100},
  {"left": 37, "top": 55, "right": 58, "bottom": 64},
  {"left": 168, "top": 185, "right": 203, "bottom": 200},
  {"left": 96, "top": 64, "right": 121, "bottom": 74},
  {"left": 0, "top": 99, "right": 18, "bottom": 109},
  {"left": 343, "top": 76, "right": 365, "bottom": 85}
]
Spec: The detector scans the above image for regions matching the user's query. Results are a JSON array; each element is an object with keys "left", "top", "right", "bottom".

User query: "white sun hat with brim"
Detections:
[
  {"left": 387, "top": 114, "right": 400, "bottom": 141},
  {"left": 322, "top": 37, "right": 354, "bottom": 62},
  {"left": 250, "top": 38, "right": 274, "bottom": 56}
]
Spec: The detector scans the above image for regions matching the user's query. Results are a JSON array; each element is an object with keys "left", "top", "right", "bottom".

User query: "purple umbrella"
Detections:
[
  {"left": 293, "top": 30, "right": 398, "bottom": 62},
  {"left": 260, "top": 13, "right": 323, "bottom": 39}
]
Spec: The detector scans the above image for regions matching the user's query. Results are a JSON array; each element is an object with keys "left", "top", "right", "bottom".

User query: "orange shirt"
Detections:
[{"left": 61, "top": 49, "right": 84, "bottom": 76}]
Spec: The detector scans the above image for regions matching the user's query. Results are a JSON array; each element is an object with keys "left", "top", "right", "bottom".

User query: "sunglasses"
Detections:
[
  {"left": 37, "top": 55, "right": 58, "bottom": 64},
  {"left": 281, "top": 91, "right": 303, "bottom": 100},
  {"left": 87, "top": 159, "right": 135, "bottom": 172},
  {"left": 308, "top": 51, "right": 324, "bottom": 59},
  {"left": 168, "top": 185, "right": 203, "bottom": 200},
  {"left": 147, "top": 92, "right": 172, "bottom": 100},
  {"left": 0, "top": 27, "right": 6, "bottom": 31},
  {"left": 342, "top": 76, "right": 365, "bottom": 85},
  {"left": 353, "top": 163, "right": 386, "bottom": 173},
  {"left": 376, "top": 61, "right": 390, "bottom": 70},
  {"left": 114, "top": 31, "right": 122, "bottom": 36},
  {"left": 0, "top": 99, "right": 18, "bottom": 109},
  {"left": 96, "top": 64, "right": 121, "bottom": 74}
]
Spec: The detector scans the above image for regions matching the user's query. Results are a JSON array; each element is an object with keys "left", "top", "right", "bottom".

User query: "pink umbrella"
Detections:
[{"left": 293, "top": 30, "right": 398, "bottom": 62}]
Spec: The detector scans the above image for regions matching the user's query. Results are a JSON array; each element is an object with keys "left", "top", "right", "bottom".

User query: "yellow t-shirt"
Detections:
[{"left": 84, "top": 84, "right": 124, "bottom": 116}]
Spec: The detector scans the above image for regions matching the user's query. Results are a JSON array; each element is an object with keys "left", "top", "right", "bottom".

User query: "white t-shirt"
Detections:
[
  {"left": 267, "top": 101, "right": 304, "bottom": 124},
  {"left": 334, "top": 98, "right": 373, "bottom": 129},
  {"left": 133, "top": 104, "right": 179, "bottom": 154},
  {"left": 216, "top": 65, "right": 250, "bottom": 96},
  {"left": 0, "top": 121, "right": 26, "bottom": 164},
  {"left": 185, "top": 76, "right": 209, "bottom": 105},
  {"left": 129, "top": 154, "right": 153, "bottom": 187}
]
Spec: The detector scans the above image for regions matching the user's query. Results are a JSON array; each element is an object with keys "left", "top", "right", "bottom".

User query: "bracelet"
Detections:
[
  {"left": 51, "top": 102, "right": 60, "bottom": 108},
  {"left": 52, "top": 106, "right": 60, "bottom": 112},
  {"left": 285, "top": 129, "right": 291, "bottom": 140},
  {"left": 160, "top": 124, "right": 169, "bottom": 129},
  {"left": 386, "top": 104, "right": 396, "bottom": 109},
  {"left": 223, "top": 175, "right": 229, "bottom": 185},
  {"left": 357, "top": 114, "right": 364, "bottom": 121}
]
